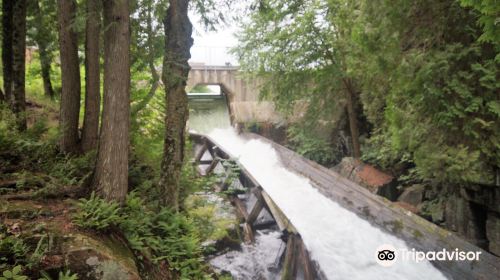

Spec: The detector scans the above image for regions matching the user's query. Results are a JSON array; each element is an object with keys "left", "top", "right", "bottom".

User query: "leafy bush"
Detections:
[
  {"left": 0, "top": 266, "right": 27, "bottom": 280},
  {"left": 287, "top": 125, "right": 336, "bottom": 166},
  {"left": 72, "top": 192, "right": 122, "bottom": 231}
]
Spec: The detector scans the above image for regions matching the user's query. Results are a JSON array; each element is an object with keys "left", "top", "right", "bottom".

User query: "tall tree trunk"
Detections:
[
  {"left": 92, "top": 0, "right": 130, "bottom": 203},
  {"left": 159, "top": 0, "right": 193, "bottom": 209},
  {"left": 34, "top": 0, "right": 55, "bottom": 99},
  {"left": 81, "top": 0, "right": 101, "bottom": 153},
  {"left": 2, "top": 0, "right": 14, "bottom": 104},
  {"left": 12, "top": 0, "right": 27, "bottom": 131},
  {"left": 57, "top": 0, "right": 81, "bottom": 153},
  {"left": 343, "top": 78, "right": 361, "bottom": 159}
]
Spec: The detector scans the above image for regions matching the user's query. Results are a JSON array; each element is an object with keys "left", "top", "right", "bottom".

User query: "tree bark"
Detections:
[
  {"left": 81, "top": 0, "right": 101, "bottom": 153},
  {"left": 343, "top": 78, "right": 361, "bottom": 159},
  {"left": 159, "top": 0, "right": 193, "bottom": 209},
  {"left": 92, "top": 0, "right": 130, "bottom": 203},
  {"left": 33, "top": 0, "right": 55, "bottom": 99},
  {"left": 57, "top": 0, "right": 81, "bottom": 153},
  {"left": 2, "top": 0, "right": 14, "bottom": 104},
  {"left": 12, "top": 0, "right": 27, "bottom": 131}
]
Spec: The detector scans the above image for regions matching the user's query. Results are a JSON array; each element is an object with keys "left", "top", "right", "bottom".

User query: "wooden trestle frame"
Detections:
[{"left": 189, "top": 132, "right": 321, "bottom": 280}]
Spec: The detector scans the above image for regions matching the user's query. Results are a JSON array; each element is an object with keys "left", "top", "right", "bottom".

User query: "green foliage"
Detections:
[
  {"left": 0, "top": 266, "right": 27, "bottom": 280},
  {"left": 39, "top": 270, "right": 78, "bottom": 280},
  {"left": 72, "top": 191, "right": 211, "bottom": 279},
  {"left": 0, "top": 224, "right": 49, "bottom": 273},
  {"left": 459, "top": 0, "right": 500, "bottom": 46},
  {"left": 237, "top": 0, "right": 499, "bottom": 185},
  {"left": 190, "top": 85, "right": 214, "bottom": 93},
  {"left": 0, "top": 235, "right": 29, "bottom": 269},
  {"left": 288, "top": 125, "right": 336, "bottom": 166},
  {"left": 119, "top": 192, "right": 210, "bottom": 279},
  {"left": 184, "top": 194, "right": 237, "bottom": 249},
  {"left": 73, "top": 192, "right": 122, "bottom": 231},
  {"left": 354, "top": 0, "right": 499, "bottom": 185}
]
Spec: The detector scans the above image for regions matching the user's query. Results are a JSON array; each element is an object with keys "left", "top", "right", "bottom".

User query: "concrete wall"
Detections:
[{"left": 187, "top": 65, "right": 283, "bottom": 124}]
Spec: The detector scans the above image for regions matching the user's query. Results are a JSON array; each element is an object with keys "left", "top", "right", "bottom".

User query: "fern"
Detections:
[{"left": 73, "top": 192, "right": 122, "bottom": 231}]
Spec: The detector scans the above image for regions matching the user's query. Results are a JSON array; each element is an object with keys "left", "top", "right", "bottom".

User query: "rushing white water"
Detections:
[
  {"left": 208, "top": 128, "right": 447, "bottom": 280},
  {"left": 210, "top": 230, "right": 284, "bottom": 280}
]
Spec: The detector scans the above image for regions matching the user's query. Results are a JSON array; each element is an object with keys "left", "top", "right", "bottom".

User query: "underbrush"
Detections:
[
  {"left": 0, "top": 225, "right": 78, "bottom": 280},
  {"left": 1, "top": 103, "right": 230, "bottom": 279},
  {"left": 0, "top": 105, "right": 93, "bottom": 190},
  {"left": 73, "top": 191, "right": 211, "bottom": 279}
]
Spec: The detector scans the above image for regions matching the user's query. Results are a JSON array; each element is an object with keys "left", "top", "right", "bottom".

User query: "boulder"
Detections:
[
  {"left": 397, "top": 184, "right": 425, "bottom": 206},
  {"left": 63, "top": 233, "right": 140, "bottom": 280},
  {"left": 393, "top": 201, "right": 418, "bottom": 214},
  {"left": 0, "top": 198, "right": 141, "bottom": 280},
  {"left": 332, "top": 157, "right": 397, "bottom": 200},
  {"left": 486, "top": 212, "right": 500, "bottom": 256},
  {"left": 419, "top": 198, "right": 445, "bottom": 224},
  {"left": 444, "top": 194, "right": 489, "bottom": 249}
]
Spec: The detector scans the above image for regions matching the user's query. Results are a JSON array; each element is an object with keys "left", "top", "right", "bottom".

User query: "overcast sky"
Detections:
[{"left": 188, "top": 12, "right": 240, "bottom": 66}]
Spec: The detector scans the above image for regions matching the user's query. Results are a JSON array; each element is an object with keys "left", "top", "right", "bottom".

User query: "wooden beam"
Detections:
[
  {"left": 260, "top": 190, "right": 297, "bottom": 233},
  {"left": 297, "top": 238, "right": 315, "bottom": 280},
  {"left": 194, "top": 143, "right": 207, "bottom": 163},
  {"left": 205, "top": 158, "right": 219, "bottom": 175},
  {"left": 231, "top": 196, "right": 248, "bottom": 221},
  {"left": 281, "top": 234, "right": 298, "bottom": 280},
  {"left": 243, "top": 222, "right": 255, "bottom": 244},
  {"left": 239, "top": 166, "right": 260, "bottom": 189},
  {"left": 247, "top": 192, "right": 265, "bottom": 225}
]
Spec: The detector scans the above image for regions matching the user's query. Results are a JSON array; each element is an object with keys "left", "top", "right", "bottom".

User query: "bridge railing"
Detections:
[{"left": 189, "top": 132, "right": 324, "bottom": 280}]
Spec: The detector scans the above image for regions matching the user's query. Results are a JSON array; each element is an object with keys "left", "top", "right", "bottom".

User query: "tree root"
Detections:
[{"left": 1, "top": 172, "right": 93, "bottom": 201}]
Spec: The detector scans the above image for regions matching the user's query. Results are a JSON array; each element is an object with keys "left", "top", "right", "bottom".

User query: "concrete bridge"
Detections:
[{"left": 187, "top": 64, "right": 283, "bottom": 124}]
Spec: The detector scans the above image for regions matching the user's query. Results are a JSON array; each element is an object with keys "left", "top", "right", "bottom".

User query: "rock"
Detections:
[
  {"left": 461, "top": 184, "right": 500, "bottom": 213},
  {"left": 0, "top": 198, "right": 141, "bottom": 280},
  {"left": 420, "top": 198, "right": 445, "bottom": 224},
  {"left": 444, "top": 193, "right": 489, "bottom": 249},
  {"left": 397, "top": 184, "right": 425, "bottom": 207},
  {"left": 486, "top": 212, "right": 500, "bottom": 256},
  {"left": 332, "top": 157, "right": 397, "bottom": 200},
  {"left": 63, "top": 234, "right": 140, "bottom": 280},
  {"left": 394, "top": 201, "right": 419, "bottom": 214}
]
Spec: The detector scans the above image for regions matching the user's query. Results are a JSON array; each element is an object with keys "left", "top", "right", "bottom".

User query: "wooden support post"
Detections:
[
  {"left": 247, "top": 192, "right": 265, "bottom": 225},
  {"left": 194, "top": 143, "right": 207, "bottom": 163},
  {"left": 243, "top": 222, "right": 255, "bottom": 244},
  {"left": 205, "top": 158, "right": 219, "bottom": 175},
  {"left": 282, "top": 234, "right": 298, "bottom": 280},
  {"left": 231, "top": 196, "right": 248, "bottom": 221},
  {"left": 297, "top": 238, "right": 315, "bottom": 280},
  {"left": 206, "top": 141, "right": 216, "bottom": 158}
]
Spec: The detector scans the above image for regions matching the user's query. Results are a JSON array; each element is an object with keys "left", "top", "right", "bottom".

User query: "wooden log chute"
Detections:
[
  {"left": 188, "top": 132, "right": 321, "bottom": 279},
  {"left": 242, "top": 132, "right": 500, "bottom": 280}
]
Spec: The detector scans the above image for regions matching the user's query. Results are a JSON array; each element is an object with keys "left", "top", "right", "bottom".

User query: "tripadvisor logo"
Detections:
[
  {"left": 376, "top": 244, "right": 397, "bottom": 267},
  {"left": 375, "top": 244, "right": 482, "bottom": 267}
]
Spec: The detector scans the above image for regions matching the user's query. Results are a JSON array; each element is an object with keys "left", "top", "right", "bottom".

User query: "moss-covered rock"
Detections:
[{"left": 0, "top": 198, "right": 140, "bottom": 280}]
